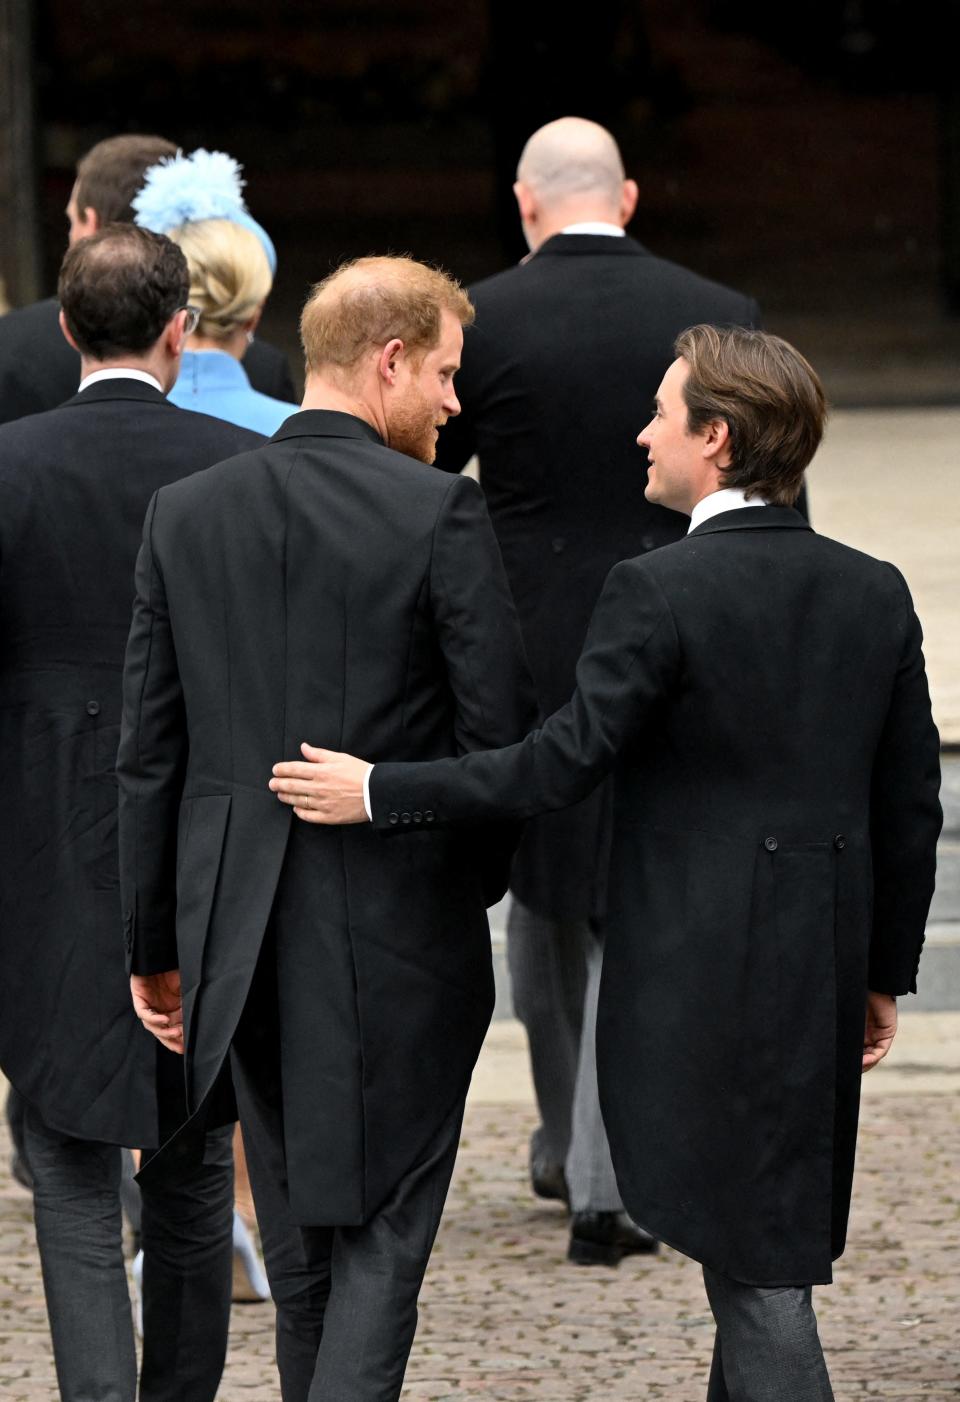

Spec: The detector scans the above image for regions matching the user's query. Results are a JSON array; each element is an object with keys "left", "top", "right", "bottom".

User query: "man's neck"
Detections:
[
  {"left": 79, "top": 354, "right": 170, "bottom": 388},
  {"left": 528, "top": 206, "right": 625, "bottom": 250},
  {"left": 687, "top": 486, "right": 768, "bottom": 533},
  {"left": 300, "top": 379, "right": 383, "bottom": 437}
]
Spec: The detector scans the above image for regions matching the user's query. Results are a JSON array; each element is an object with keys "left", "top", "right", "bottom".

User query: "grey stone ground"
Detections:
[{"left": 2, "top": 1010, "right": 959, "bottom": 1400}]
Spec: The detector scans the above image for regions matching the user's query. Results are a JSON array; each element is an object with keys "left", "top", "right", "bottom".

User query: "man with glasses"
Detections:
[{"left": 0, "top": 223, "right": 263, "bottom": 1402}]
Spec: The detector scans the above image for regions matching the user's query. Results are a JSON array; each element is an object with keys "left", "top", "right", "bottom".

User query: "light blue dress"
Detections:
[{"left": 169, "top": 349, "right": 297, "bottom": 435}]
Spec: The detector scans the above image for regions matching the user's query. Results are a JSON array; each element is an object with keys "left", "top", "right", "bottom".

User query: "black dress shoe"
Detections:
[
  {"left": 567, "top": 1210, "right": 658, "bottom": 1266},
  {"left": 530, "top": 1156, "right": 569, "bottom": 1206}
]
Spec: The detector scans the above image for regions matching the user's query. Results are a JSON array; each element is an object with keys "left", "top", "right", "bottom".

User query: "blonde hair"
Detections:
[
  {"left": 168, "top": 218, "right": 272, "bottom": 339},
  {"left": 300, "top": 255, "right": 474, "bottom": 375}
]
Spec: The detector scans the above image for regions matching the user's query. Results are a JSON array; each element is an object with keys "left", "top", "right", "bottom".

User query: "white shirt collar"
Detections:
[
  {"left": 77, "top": 368, "right": 164, "bottom": 394},
  {"left": 688, "top": 487, "right": 768, "bottom": 534},
  {"left": 559, "top": 222, "right": 626, "bottom": 238}
]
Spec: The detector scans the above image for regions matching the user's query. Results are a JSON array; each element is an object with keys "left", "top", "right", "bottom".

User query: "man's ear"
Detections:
[
  {"left": 513, "top": 180, "right": 537, "bottom": 227},
  {"left": 620, "top": 178, "right": 639, "bottom": 228},
  {"left": 164, "top": 308, "right": 190, "bottom": 359},
  {"left": 58, "top": 309, "right": 80, "bottom": 353},
  {"left": 377, "top": 337, "right": 405, "bottom": 385},
  {"left": 702, "top": 417, "right": 732, "bottom": 468}
]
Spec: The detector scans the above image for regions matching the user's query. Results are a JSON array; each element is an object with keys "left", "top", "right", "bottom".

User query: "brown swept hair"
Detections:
[
  {"left": 300, "top": 255, "right": 474, "bottom": 375},
  {"left": 58, "top": 224, "right": 189, "bottom": 360},
  {"left": 74, "top": 134, "right": 177, "bottom": 226},
  {"left": 675, "top": 325, "right": 827, "bottom": 506}
]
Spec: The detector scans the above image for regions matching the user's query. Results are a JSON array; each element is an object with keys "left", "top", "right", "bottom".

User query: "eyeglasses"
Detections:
[{"left": 179, "top": 305, "right": 201, "bottom": 336}]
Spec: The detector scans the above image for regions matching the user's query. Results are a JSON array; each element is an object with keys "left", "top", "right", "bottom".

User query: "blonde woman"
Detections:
[{"left": 134, "top": 149, "right": 296, "bottom": 434}]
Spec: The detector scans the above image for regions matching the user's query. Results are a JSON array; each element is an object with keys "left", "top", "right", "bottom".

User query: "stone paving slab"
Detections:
[{"left": 2, "top": 1013, "right": 958, "bottom": 1400}]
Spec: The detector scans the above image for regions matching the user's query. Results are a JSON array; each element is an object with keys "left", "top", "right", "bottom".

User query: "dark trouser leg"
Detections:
[
  {"left": 6, "top": 1085, "right": 32, "bottom": 1188},
  {"left": 230, "top": 1040, "right": 329, "bottom": 1402},
  {"left": 23, "top": 1104, "right": 136, "bottom": 1402},
  {"left": 307, "top": 1098, "right": 464, "bottom": 1402},
  {"left": 138, "top": 1046, "right": 235, "bottom": 1402},
  {"left": 137, "top": 1127, "right": 234, "bottom": 1402},
  {"left": 707, "top": 1332, "right": 729, "bottom": 1402},
  {"left": 507, "top": 898, "right": 587, "bottom": 1169},
  {"left": 230, "top": 934, "right": 331, "bottom": 1402},
  {"left": 703, "top": 1266, "right": 834, "bottom": 1402},
  {"left": 232, "top": 1032, "right": 463, "bottom": 1402}
]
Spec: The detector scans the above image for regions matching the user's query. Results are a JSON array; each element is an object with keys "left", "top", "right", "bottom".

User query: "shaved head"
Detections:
[{"left": 516, "top": 117, "right": 625, "bottom": 209}]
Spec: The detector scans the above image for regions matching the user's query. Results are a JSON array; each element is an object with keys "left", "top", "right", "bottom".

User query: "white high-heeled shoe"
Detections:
[
  {"left": 131, "top": 1249, "right": 144, "bottom": 1337},
  {"left": 232, "top": 1210, "right": 271, "bottom": 1302}
]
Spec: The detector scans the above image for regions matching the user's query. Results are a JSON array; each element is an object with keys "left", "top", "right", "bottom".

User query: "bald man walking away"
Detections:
[{"left": 435, "top": 116, "right": 762, "bottom": 1265}]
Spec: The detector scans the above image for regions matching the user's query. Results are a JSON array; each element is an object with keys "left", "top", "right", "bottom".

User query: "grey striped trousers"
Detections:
[{"left": 507, "top": 898, "right": 622, "bottom": 1212}]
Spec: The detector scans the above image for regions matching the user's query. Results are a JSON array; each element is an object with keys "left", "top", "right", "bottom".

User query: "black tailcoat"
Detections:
[
  {"left": 0, "top": 297, "right": 295, "bottom": 424},
  {"left": 370, "top": 507, "right": 942, "bottom": 1284},
  {"left": 117, "top": 411, "right": 534, "bottom": 1223},
  {"left": 435, "top": 235, "right": 761, "bottom": 918},
  {"left": 0, "top": 382, "right": 261, "bottom": 1145}
]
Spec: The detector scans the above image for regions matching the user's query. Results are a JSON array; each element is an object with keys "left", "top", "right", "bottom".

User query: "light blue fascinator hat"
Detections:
[{"left": 132, "top": 148, "right": 277, "bottom": 275}]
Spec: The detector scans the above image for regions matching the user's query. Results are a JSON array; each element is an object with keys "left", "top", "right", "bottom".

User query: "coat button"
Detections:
[
  {"left": 834, "top": 834, "right": 846, "bottom": 851},
  {"left": 86, "top": 700, "right": 101, "bottom": 716},
  {"left": 641, "top": 534, "right": 655, "bottom": 551},
  {"left": 413, "top": 811, "right": 423, "bottom": 824},
  {"left": 424, "top": 811, "right": 435, "bottom": 822},
  {"left": 401, "top": 812, "right": 412, "bottom": 825},
  {"left": 388, "top": 812, "right": 399, "bottom": 825},
  {"left": 763, "top": 836, "right": 778, "bottom": 852},
  {"left": 551, "top": 536, "right": 566, "bottom": 554}
]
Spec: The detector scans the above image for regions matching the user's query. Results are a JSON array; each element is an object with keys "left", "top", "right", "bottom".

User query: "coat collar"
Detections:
[
  {"left": 269, "top": 409, "right": 384, "bottom": 447},
  {"left": 61, "top": 379, "right": 172, "bottom": 409},
  {"left": 687, "top": 505, "right": 812, "bottom": 537},
  {"left": 532, "top": 233, "right": 650, "bottom": 261}
]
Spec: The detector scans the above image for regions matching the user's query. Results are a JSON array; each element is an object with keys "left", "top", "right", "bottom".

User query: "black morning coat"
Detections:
[
  {"left": 116, "top": 411, "right": 535, "bottom": 1223},
  {"left": 434, "top": 234, "right": 762, "bottom": 921},
  {"left": 0, "top": 296, "right": 295, "bottom": 424},
  {"left": 0, "top": 381, "right": 262, "bottom": 1146},
  {"left": 370, "top": 507, "right": 942, "bottom": 1285}
]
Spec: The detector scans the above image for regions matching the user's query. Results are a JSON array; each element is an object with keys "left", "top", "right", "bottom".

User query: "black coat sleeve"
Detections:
[
  {"left": 867, "top": 572, "right": 942, "bottom": 995},
  {"left": 371, "top": 557, "right": 679, "bottom": 831},
  {"left": 116, "top": 492, "right": 189, "bottom": 975},
  {"left": 426, "top": 472, "right": 537, "bottom": 900}
]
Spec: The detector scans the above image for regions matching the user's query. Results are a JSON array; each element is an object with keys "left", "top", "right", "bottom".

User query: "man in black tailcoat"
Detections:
[
  {"left": 274, "top": 326, "right": 941, "bottom": 1401},
  {"left": 434, "top": 114, "right": 761, "bottom": 1263},
  {"left": 0, "top": 132, "right": 294, "bottom": 426},
  {"left": 117, "top": 256, "right": 534, "bottom": 1402},
  {"left": 0, "top": 226, "right": 262, "bottom": 1399}
]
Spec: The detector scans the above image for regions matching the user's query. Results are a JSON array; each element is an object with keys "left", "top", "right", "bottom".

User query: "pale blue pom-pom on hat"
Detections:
[{"left": 132, "top": 148, "right": 277, "bottom": 274}]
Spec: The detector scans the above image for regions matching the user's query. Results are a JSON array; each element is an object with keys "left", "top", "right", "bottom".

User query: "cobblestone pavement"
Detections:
[{"left": 2, "top": 1013, "right": 958, "bottom": 1400}]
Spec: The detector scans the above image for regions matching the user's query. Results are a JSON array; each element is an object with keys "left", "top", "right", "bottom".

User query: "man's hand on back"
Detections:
[
  {"left": 862, "top": 990, "right": 897, "bottom": 1073},
  {"left": 270, "top": 742, "right": 372, "bottom": 825},
  {"left": 130, "top": 970, "right": 184, "bottom": 1055}
]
